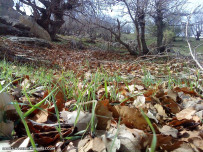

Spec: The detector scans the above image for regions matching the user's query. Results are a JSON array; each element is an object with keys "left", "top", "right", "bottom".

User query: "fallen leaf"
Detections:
[
  {"left": 143, "top": 89, "right": 156, "bottom": 97},
  {"left": 21, "top": 78, "right": 30, "bottom": 89},
  {"left": 18, "top": 136, "right": 30, "bottom": 148},
  {"left": 133, "top": 95, "right": 145, "bottom": 107},
  {"left": 0, "top": 93, "right": 15, "bottom": 137},
  {"left": 118, "top": 125, "right": 147, "bottom": 151},
  {"left": 159, "top": 125, "right": 178, "bottom": 138},
  {"left": 60, "top": 110, "right": 93, "bottom": 131},
  {"left": 95, "top": 100, "right": 112, "bottom": 130},
  {"left": 110, "top": 105, "right": 148, "bottom": 130},
  {"left": 32, "top": 104, "right": 49, "bottom": 123},
  {"left": 172, "top": 143, "right": 194, "bottom": 152},
  {"left": 161, "top": 96, "right": 181, "bottom": 114},
  {"left": 169, "top": 118, "right": 199, "bottom": 130},
  {"left": 78, "top": 137, "right": 106, "bottom": 152},
  {"left": 134, "top": 85, "right": 144, "bottom": 91},
  {"left": 101, "top": 132, "right": 120, "bottom": 152},
  {"left": 188, "top": 137, "right": 203, "bottom": 151},
  {"left": 166, "top": 89, "right": 178, "bottom": 101},
  {"left": 176, "top": 108, "right": 196, "bottom": 120},
  {"left": 174, "top": 87, "right": 198, "bottom": 96},
  {"left": 154, "top": 104, "right": 167, "bottom": 118}
]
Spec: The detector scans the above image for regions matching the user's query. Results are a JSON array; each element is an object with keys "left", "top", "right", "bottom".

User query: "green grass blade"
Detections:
[
  {"left": 0, "top": 78, "right": 21, "bottom": 94},
  {"left": 13, "top": 101, "right": 37, "bottom": 152},
  {"left": 140, "top": 109, "right": 157, "bottom": 152},
  {"left": 24, "top": 87, "right": 58, "bottom": 117}
]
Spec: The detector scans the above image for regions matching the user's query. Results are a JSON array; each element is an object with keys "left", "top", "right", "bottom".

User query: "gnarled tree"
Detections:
[
  {"left": 119, "top": 0, "right": 149, "bottom": 55},
  {"left": 149, "top": 0, "right": 187, "bottom": 52},
  {"left": 191, "top": 13, "right": 203, "bottom": 41},
  {"left": 16, "top": 0, "right": 81, "bottom": 40}
]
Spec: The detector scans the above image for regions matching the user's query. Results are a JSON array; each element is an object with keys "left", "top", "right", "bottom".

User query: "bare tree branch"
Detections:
[{"left": 186, "top": 14, "right": 203, "bottom": 71}]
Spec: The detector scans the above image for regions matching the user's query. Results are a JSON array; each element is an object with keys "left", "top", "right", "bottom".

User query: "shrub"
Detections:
[{"left": 163, "top": 30, "right": 175, "bottom": 44}]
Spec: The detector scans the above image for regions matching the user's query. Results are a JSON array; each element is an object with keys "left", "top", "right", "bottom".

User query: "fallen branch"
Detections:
[{"left": 186, "top": 10, "right": 203, "bottom": 71}]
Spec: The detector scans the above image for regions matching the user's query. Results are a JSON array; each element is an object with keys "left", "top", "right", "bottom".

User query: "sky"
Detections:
[
  {"left": 186, "top": 0, "right": 203, "bottom": 11},
  {"left": 13, "top": 0, "right": 203, "bottom": 16}
]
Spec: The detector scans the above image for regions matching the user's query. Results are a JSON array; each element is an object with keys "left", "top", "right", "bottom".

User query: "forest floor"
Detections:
[{"left": 0, "top": 37, "right": 203, "bottom": 152}]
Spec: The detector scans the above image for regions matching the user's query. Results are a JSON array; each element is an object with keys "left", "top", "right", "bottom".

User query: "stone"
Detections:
[
  {"left": 0, "top": 0, "right": 20, "bottom": 19},
  {"left": 7, "top": 36, "right": 51, "bottom": 48},
  {"left": 12, "top": 22, "right": 31, "bottom": 31},
  {"left": 19, "top": 16, "right": 51, "bottom": 41},
  {"left": 0, "top": 16, "right": 31, "bottom": 37},
  {"left": 0, "top": 16, "right": 12, "bottom": 25},
  {"left": 70, "top": 39, "right": 85, "bottom": 49},
  {"left": 0, "top": 23, "right": 26, "bottom": 36}
]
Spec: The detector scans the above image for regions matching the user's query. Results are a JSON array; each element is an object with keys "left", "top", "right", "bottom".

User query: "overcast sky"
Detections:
[
  {"left": 14, "top": 0, "right": 203, "bottom": 16},
  {"left": 186, "top": 0, "right": 203, "bottom": 11}
]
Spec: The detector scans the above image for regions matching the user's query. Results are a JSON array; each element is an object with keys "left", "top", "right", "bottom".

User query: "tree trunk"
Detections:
[
  {"left": 135, "top": 21, "right": 142, "bottom": 55},
  {"left": 50, "top": 22, "right": 64, "bottom": 40},
  {"left": 139, "top": 12, "right": 149, "bottom": 55},
  {"left": 196, "top": 31, "right": 201, "bottom": 40},
  {"left": 140, "top": 25, "right": 149, "bottom": 55},
  {"left": 115, "top": 36, "right": 138, "bottom": 55},
  {"left": 155, "top": 2, "right": 164, "bottom": 53},
  {"left": 156, "top": 18, "right": 164, "bottom": 51},
  {"left": 16, "top": 0, "right": 77, "bottom": 41}
]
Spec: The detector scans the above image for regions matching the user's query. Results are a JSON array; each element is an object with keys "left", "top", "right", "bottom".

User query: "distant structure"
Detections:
[{"left": 0, "top": 0, "right": 20, "bottom": 18}]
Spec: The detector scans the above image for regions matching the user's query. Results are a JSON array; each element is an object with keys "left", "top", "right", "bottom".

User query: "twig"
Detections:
[{"left": 186, "top": 11, "right": 203, "bottom": 71}]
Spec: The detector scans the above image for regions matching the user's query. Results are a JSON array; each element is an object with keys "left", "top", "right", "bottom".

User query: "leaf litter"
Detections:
[{"left": 0, "top": 40, "right": 203, "bottom": 151}]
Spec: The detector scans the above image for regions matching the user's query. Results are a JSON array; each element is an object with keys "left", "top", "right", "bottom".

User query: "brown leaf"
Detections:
[
  {"left": 159, "top": 125, "right": 178, "bottom": 138},
  {"left": 161, "top": 96, "right": 180, "bottom": 114},
  {"left": 143, "top": 89, "right": 156, "bottom": 97},
  {"left": 169, "top": 118, "right": 199, "bottom": 130},
  {"left": 0, "top": 93, "right": 15, "bottom": 137},
  {"left": 174, "top": 87, "right": 198, "bottom": 96},
  {"left": 176, "top": 108, "right": 196, "bottom": 120},
  {"left": 32, "top": 103, "right": 49, "bottom": 123},
  {"left": 78, "top": 137, "right": 106, "bottom": 152},
  {"left": 154, "top": 104, "right": 168, "bottom": 118},
  {"left": 188, "top": 137, "right": 203, "bottom": 151},
  {"left": 110, "top": 105, "right": 148, "bottom": 130},
  {"left": 95, "top": 100, "right": 112, "bottom": 130},
  {"left": 166, "top": 89, "right": 178, "bottom": 101}
]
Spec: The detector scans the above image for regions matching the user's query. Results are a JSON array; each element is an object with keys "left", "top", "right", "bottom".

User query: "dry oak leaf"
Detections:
[
  {"left": 176, "top": 108, "right": 196, "bottom": 120},
  {"left": 159, "top": 125, "right": 178, "bottom": 138},
  {"left": 32, "top": 103, "right": 49, "bottom": 123},
  {"left": 78, "top": 137, "right": 106, "bottom": 152},
  {"left": 172, "top": 142, "right": 195, "bottom": 152},
  {"left": 174, "top": 87, "right": 199, "bottom": 96},
  {"left": 147, "top": 134, "right": 183, "bottom": 151},
  {"left": 118, "top": 125, "right": 147, "bottom": 152},
  {"left": 169, "top": 118, "right": 199, "bottom": 130},
  {"left": 60, "top": 110, "right": 93, "bottom": 131},
  {"left": 133, "top": 95, "right": 145, "bottom": 107},
  {"left": 160, "top": 96, "right": 181, "bottom": 114},
  {"left": 154, "top": 104, "right": 168, "bottom": 118},
  {"left": 143, "top": 89, "right": 156, "bottom": 97},
  {"left": 110, "top": 105, "right": 148, "bottom": 130},
  {"left": 188, "top": 137, "right": 203, "bottom": 151},
  {"left": 0, "top": 93, "right": 15, "bottom": 137},
  {"left": 166, "top": 89, "right": 178, "bottom": 101},
  {"left": 95, "top": 99, "right": 112, "bottom": 130}
]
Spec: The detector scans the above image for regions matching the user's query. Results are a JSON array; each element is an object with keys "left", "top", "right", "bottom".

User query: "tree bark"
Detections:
[
  {"left": 135, "top": 20, "right": 142, "bottom": 54},
  {"left": 140, "top": 23, "right": 149, "bottom": 55},
  {"left": 154, "top": 1, "right": 164, "bottom": 52},
  {"left": 156, "top": 17, "right": 164, "bottom": 49},
  {"left": 17, "top": 0, "right": 78, "bottom": 41},
  {"left": 138, "top": 9, "right": 149, "bottom": 55},
  {"left": 196, "top": 31, "right": 201, "bottom": 40}
]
